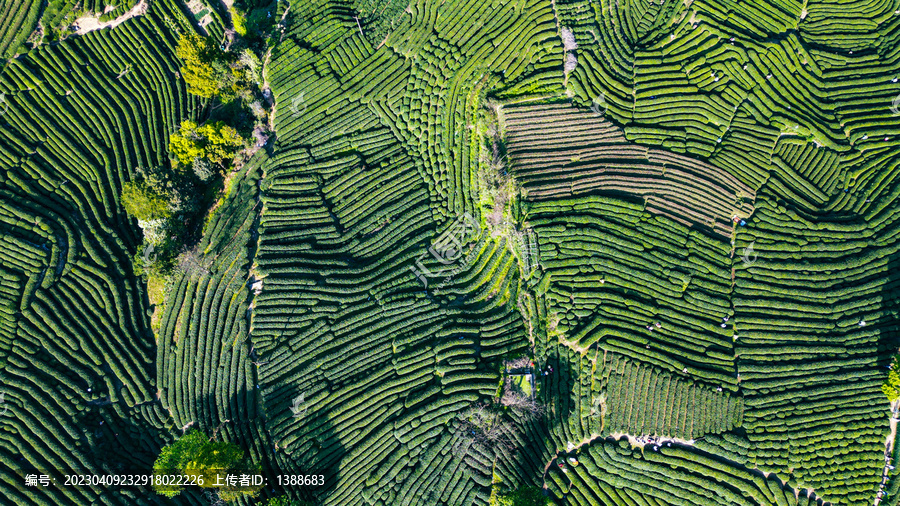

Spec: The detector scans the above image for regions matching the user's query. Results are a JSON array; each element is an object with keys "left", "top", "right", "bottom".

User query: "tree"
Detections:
[
  {"left": 491, "top": 486, "right": 551, "bottom": 506},
  {"left": 175, "top": 34, "right": 223, "bottom": 98},
  {"left": 501, "top": 371, "right": 544, "bottom": 421},
  {"left": 231, "top": 8, "right": 248, "bottom": 36},
  {"left": 200, "top": 121, "right": 244, "bottom": 163},
  {"left": 169, "top": 123, "right": 204, "bottom": 164},
  {"left": 884, "top": 354, "right": 900, "bottom": 402},
  {"left": 170, "top": 120, "right": 244, "bottom": 167},
  {"left": 239, "top": 49, "right": 262, "bottom": 85},
  {"left": 122, "top": 165, "right": 198, "bottom": 219},
  {"left": 177, "top": 246, "right": 210, "bottom": 276},
  {"left": 192, "top": 157, "right": 217, "bottom": 181},
  {"left": 152, "top": 429, "right": 260, "bottom": 499},
  {"left": 122, "top": 164, "right": 201, "bottom": 277},
  {"left": 121, "top": 180, "right": 171, "bottom": 221},
  {"left": 454, "top": 403, "right": 518, "bottom": 455}
]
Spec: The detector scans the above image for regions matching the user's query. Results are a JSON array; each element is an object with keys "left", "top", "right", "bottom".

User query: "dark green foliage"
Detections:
[
  {"left": 0, "top": 1, "right": 203, "bottom": 504},
  {"left": 494, "top": 486, "right": 552, "bottom": 506},
  {"left": 266, "top": 497, "right": 314, "bottom": 506},
  {"left": 121, "top": 164, "right": 204, "bottom": 271},
  {"left": 132, "top": 165, "right": 201, "bottom": 216}
]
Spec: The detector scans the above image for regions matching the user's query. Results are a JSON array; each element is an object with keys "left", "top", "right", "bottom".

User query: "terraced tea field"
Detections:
[{"left": 1, "top": 0, "right": 899, "bottom": 504}]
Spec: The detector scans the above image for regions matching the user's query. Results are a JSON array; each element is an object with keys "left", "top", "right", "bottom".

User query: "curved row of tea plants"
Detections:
[{"left": 0, "top": 0, "right": 215, "bottom": 503}]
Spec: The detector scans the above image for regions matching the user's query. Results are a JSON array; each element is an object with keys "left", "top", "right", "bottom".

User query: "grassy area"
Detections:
[
  {"left": 148, "top": 273, "right": 167, "bottom": 334},
  {"left": 511, "top": 374, "right": 532, "bottom": 398}
]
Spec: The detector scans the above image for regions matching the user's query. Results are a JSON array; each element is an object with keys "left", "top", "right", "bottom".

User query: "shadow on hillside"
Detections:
[
  {"left": 0, "top": 348, "right": 187, "bottom": 503},
  {"left": 878, "top": 251, "right": 900, "bottom": 376},
  {"left": 260, "top": 386, "right": 346, "bottom": 505},
  {"left": 502, "top": 351, "right": 574, "bottom": 497},
  {"left": 112, "top": 384, "right": 343, "bottom": 505}
]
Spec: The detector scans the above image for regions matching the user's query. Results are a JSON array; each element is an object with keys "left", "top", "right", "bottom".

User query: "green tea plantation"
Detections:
[{"left": 0, "top": 0, "right": 898, "bottom": 505}]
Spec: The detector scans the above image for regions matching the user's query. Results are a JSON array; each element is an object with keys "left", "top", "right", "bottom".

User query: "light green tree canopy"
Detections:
[
  {"left": 152, "top": 429, "right": 260, "bottom": 499},
  {"left": 883, "top": 355, "right": 900, "bottom": 402},
  {"left": 175, "top": 34, "right": 224, "bottom": 98},
  {"left": 231, "top": 8, "right": 248, "bottom": 36},
  {"left": 169, "top": 120, "right": 244, "bottom": 167},
  {"left": 121, "top": 180, "right": 171, "bottom": 221}
]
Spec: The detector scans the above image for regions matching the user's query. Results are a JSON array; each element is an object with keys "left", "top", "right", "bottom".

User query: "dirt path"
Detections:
[
  {"left": 74, "top": 0, "right": 147, "bottom": 36},
  {"left": 540, "top": 432, "right": 605, "bottom": 483},
  {"left": 875, "top": 400, "right": 899, "bottom": 505},
  {"left": 539, "top": 430, "right": 696, "bottom": 492},
  {"left": 276, "top": 1, "right": 292, "bottom": 44},
  {"left": 609, "top": 432, "right": 696, "bottom": 448}
]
